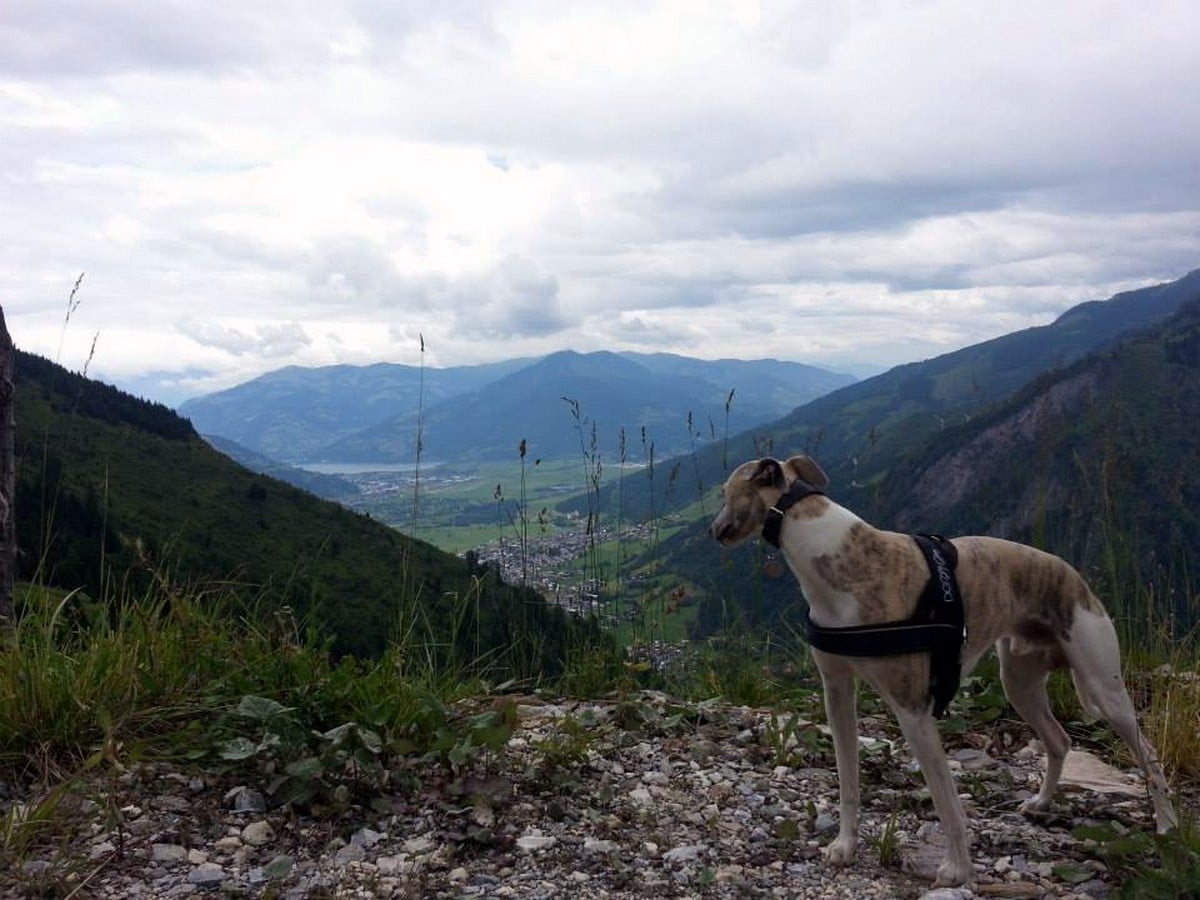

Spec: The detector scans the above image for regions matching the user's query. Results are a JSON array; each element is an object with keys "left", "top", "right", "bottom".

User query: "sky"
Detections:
[{"left": 2, "top": 1, "right": 1198, "bottom": 406}]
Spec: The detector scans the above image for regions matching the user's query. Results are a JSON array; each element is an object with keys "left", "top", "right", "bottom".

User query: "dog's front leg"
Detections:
[
  {"left": 893, "top": 708, "right": 974, "bottom": 887},
  {"left": 817, "top": 657, "right": 860, "bottom": 866}
]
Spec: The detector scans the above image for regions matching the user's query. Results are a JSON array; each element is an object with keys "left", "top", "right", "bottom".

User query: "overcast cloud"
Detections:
[{"left": 2, "top": 0, "right": 1198, "bottom": 404}]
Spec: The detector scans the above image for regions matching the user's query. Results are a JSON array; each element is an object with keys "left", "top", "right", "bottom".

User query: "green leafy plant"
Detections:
[
  {"left": 874, "top": 814, "right": 902, "bottom": 868},
  {"left": 534, "top": 714, "right": 598, "bottom": 776},
  {"left": 1074, "top": 818, "right": 1200, "bottom": 899},
  {"left": 425, "top": 702, "right": 517, "bottom": 774},
  {"left": 762, "top": 710, "right": 828, "bottom": 767},
  {"left": 215, "top": 695, "right": 385, "bottom": 808}
]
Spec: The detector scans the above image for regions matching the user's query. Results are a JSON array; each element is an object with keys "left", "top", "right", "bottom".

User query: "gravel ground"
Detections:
[{"left": 2, "top": 692, "right": 1189, "bottom": 899}]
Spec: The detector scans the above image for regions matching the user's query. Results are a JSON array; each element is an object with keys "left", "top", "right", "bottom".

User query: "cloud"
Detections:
[
  {"left": 176, "top": 319, "right": 311, "bottom": 358},
  {"left": 1, "top": 1, "right": 1197, "bottom": 403},
  {"left": 448, "top": 257, "right": 568, "bottom": 339}
]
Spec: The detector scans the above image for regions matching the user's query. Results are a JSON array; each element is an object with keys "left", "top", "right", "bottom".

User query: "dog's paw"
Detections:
[
  {"left": 822, "top": 836, "right": 857, "bottom": 867},
  {"left": 933, "top": 858, "right": 974, "bottom": 888},
  {"left": 1018, "top": 796, "right": 1051, "bottom": 815}
]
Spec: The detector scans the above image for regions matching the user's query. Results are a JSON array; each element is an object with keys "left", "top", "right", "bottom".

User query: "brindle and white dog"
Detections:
[{"left": 709, "top": 454, "right": 1177, "bottom": 887}]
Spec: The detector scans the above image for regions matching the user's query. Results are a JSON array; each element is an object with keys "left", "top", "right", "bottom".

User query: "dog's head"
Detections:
[{"left": 708, "top": 455, "right": 829, "bottom": 545}]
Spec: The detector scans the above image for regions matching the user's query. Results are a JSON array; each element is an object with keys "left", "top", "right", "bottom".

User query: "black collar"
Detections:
[{"left": 761, "top": 478, "right": 826, "bottom": 548}]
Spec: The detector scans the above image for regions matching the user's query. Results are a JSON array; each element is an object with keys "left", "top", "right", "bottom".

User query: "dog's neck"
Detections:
[{"left": 771, "top": 496, "right": 877, "bottom": 627}]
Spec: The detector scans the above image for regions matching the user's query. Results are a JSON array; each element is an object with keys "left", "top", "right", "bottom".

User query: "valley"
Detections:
[{"left": 313, "top": 456, "right": 707, "bottom": 639}]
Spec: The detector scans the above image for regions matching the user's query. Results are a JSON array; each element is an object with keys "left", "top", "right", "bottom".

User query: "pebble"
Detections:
[
  {"left": 241, "top": 820, "right": 274, "bottom": 846},
  {"left": 186, "top": 863, "right": 227, "bottom": 886}
]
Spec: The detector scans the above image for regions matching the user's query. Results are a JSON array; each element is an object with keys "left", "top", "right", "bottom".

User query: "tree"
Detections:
[{"left": 0, "top": 305, "right": 13, "bottom": 624}]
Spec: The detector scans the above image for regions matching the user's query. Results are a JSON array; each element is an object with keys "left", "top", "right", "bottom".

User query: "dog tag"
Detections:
[{"left": 763, "top": 556, "right": 785, "bottom": 579}]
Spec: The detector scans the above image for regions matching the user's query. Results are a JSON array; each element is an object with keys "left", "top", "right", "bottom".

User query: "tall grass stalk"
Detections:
[
  {"left": 409, "top": 333, "right": 426, "bottom": 533},
  {"left": 564, "top": 397, "right": 604, "bottom": 618}
]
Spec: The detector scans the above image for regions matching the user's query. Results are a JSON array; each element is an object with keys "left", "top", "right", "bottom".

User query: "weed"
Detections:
[
  {"left": 534, "top": 714, "right": 597, "bottom": 775},
  {"left": 875, "top": 814, "right": 903, "bottom": 868},
  {"left": 762, "top": 711, "right": 829, "bottom": 768},
  {"left": 1074, "top": 818, "right": 1200, "bottom": 899}
]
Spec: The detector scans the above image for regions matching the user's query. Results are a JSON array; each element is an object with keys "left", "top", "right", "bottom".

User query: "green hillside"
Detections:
[{"left": 13, "top": 350, "right": 598, "bottom": 667}]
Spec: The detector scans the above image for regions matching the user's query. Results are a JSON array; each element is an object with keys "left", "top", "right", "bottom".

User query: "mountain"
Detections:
[
  {"left": 320, "top": 350, "right": 853, "bottom": 463},
  {"left": 878, "top": 297, "right": 1200, "bottom": 601},
  {"left": 180, "top": 351, "right": 855, "bottom": 465},
  {"left": 586, "top": 270, "right": 1200, "bottom": 524},
  {"left": 178, "top": 358, "right": 531, "bottom": 461},
  {"left": 12, "top": 350, "right": 597, "bottom": 665}
]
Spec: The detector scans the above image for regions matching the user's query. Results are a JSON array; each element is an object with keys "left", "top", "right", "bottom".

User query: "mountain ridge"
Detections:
[{"left": 181, "top": 350, "right": 857, "bottom": 464}]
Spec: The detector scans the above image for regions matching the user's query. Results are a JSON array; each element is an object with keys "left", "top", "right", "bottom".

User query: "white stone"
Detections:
[
  {"left": 151, "top": 843, "right": 188, "bottom": 864},
  {"left": 186, "top": 863, "right": 227, "bottom": 886},
  {"left": 516, "top": 834, "right": 558, "bottom": 852},
  {"left": 376, "top": 854, "right": 407, "bottom": 876},
  {"left": 403, "top": 835, "right": 436, "bottom": 854},
  {"left": 241, "top": 820, "right": 275, "bottom": 846},
  {"left": 663, "top": 844, "right": 704, "bottom": 864}
]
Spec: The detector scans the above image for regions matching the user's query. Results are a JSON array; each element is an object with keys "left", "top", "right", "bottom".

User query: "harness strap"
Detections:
[
  {"left": 761, "top": 478, "right": 825, "bottom": 548},
  {"left": 805, "top": 533, "right": 967, "bottom": 718}
]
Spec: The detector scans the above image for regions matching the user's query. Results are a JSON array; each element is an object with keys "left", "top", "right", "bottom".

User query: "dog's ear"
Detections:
[
  {"left": 783, "top": 454, "right": 829, "bottom": 488},
  {"left": 747, "top": 458, "right": 785, "bottom": 489}
]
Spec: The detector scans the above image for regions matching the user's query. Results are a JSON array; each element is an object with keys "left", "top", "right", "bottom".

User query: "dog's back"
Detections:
[{"left": 953, "top": 535, "right": 1105, "bottom": 659}]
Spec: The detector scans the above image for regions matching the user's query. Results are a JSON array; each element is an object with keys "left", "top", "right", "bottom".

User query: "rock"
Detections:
[
  {"left": 376, "top": 855, "right": 406, "bottom": 876},
  {"left": 334, "top": 842, "right": 365, "bottom": 864},
  {"left": 89, "top": 840, "right": 117, "bottom": 859},
  {"left": 263, "top": 855, "right": 294, "bottom": 879},
  {"left": 350, "top": 826, "right": 385, "bottom": 848},
  {"left": 663, "top": 844, "right": 705, "bottom": 864},
  {"left": 186, "top": 863, "right": 227, "bottom": 886},
  {"left": 584, "top": 838, "right": 617, "bottom": 854},
  {"left": 241, "top": 820, "right": 275, "bottom": 846},
  {"left": 1060, "top": 750, "right": 1143, "bottom": 796},
  {"left": 516, "top": 833, "right": 558, "bottom": 852},
  {"left": 403, "top": 835, "right": 436, "bottom": 854},
  {"left": 151, "top": 843, "right": 188, "bottom": 864},
  {"left": 224, "top": 786, "right": 267, "bottom": 813}
]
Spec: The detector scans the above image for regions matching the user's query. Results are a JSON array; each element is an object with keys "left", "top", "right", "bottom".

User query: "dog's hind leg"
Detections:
[
  {"left": 892, "top": 706, "right": 974, "bottom": 887},
  {"left": 997, "top": 637, "right": 1071, "bottom": 814},
  {"left": 815, "top": 654, "right": 861, "bottom": 867},
  {"left": 1064, "top": 607, "right": 1178, "bottom": 833}
]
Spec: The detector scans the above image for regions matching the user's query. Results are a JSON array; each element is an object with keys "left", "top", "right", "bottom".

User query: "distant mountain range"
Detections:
[{"left": 179, "top": 351, "right": 856, "bottom": 465}]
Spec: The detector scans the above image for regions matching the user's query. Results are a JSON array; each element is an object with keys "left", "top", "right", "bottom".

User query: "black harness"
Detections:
[{"left": 762, "top": 484, "right": 967, "bottom": 718}]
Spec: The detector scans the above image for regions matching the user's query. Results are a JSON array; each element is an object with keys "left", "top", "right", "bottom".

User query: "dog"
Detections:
[{"left": 708, "top": 454, "right": 1177, "bottom": 887}]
